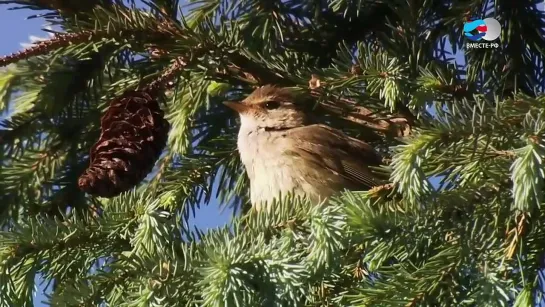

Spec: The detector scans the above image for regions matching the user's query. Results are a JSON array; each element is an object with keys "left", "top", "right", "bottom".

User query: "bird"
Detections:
[{"left": 223, "top": 85, "right": 385, "bottom": 211}]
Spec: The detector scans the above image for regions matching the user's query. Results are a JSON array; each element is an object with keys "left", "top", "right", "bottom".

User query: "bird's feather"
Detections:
[{"left": 283, "top": 124, "right": 384, "bottom": 189}]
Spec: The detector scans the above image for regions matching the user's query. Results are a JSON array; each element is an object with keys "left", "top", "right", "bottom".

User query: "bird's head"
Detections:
[{"left": 223, "top": 85, "right": 312, "bottom": 131}]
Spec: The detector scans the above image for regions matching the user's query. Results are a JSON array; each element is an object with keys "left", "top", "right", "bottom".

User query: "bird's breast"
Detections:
[{"left": 237, "top": 129, "right": 336, "bottom": 209}]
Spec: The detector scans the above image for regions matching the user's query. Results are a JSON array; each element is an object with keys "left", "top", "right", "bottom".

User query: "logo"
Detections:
[{"left": 463, "top": 18, "right": 501, "bottom": 41}]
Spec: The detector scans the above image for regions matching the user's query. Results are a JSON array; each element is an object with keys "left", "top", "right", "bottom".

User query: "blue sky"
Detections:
[{"left": 0, "top": 4, "right": 233, "bottom": 305}]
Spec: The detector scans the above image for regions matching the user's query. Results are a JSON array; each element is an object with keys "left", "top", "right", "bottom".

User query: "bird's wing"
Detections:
[{"left": 283, "top": 124, "right": 384, "bottom": 189}]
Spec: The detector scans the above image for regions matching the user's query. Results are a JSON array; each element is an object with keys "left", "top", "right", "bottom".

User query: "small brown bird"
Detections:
[{"left": 224, "top": 85, "right": 384, "bottom": 211}]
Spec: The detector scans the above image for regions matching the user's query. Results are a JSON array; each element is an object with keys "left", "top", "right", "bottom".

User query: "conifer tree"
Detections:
[{"left": 0, "top": 0, "right": 545, "bottom": 306}]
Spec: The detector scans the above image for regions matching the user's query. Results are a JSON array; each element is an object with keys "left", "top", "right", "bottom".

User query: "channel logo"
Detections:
[{"left": 463, "top": 18, "right": 501, "bottom": 41}]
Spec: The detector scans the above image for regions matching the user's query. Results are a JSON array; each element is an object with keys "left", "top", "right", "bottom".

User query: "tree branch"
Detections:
[{"left": 205, "top": 52, "right": 415, "bottom": 138}]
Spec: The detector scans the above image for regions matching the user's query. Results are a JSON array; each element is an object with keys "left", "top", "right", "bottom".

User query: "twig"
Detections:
[
  {"left": 310, "top": 90, "right": 413, "bottom": 137},
  {"left": 141, "top": 34, "right": 416, "bottom": 137},
  {"left": 0, "top": 31, "right": 96, "bottom": 67},
  {"left": 0, "top": 21, "right": 179, "bottom": 68},
  {"left": 214, "top": 54, "right": 415, "bottom": 137},
  {"left": 143, "top": 57, "right": 188, "bottom": 94}
]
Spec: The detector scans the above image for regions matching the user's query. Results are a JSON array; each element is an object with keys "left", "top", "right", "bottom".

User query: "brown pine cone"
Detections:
[{"left": 78, "top": 90, "right": 170, "bottom": 197}]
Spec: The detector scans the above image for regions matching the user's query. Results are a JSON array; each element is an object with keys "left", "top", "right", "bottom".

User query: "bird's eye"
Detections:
[{"left": 264, "top": 101, "right": 281, "bottom": 110}]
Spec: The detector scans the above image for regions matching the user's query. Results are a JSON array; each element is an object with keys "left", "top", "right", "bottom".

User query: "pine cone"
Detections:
[{"left": 78, "top": 90, "right": 170, "bottom": 197}]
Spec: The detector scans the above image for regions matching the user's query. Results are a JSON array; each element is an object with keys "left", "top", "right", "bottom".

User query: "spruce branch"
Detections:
[
  {"left": 136, "top": 21, "right": 416, "bottom": 138},
  {"left": 1, "top": 0, "right": 110, "bottom": 14},
  {"left": 226, "top": 53, "right": 289, "bottom": 86},
  {"left": 140, "top": 37, "right": 415, "bottom": 139},
  {"left": 504, "top": 212, "right": 528, "bottom": 260},
  {"left": 390, "top": 133, "right": 437, "bottom": 205},
  {"left": 0, "top": 30, "right": 100, "bottom": 68},
  {"left": 309, "top": 89, "right": 414, "bottom": 138},
  {"left": 0, "top": 219, "right": 132, "bottom": 305},
  {"left": 0, "top": 21, "right": 178, "bottom": 68},
  {"left": 142, "top": 56, "right": 189, "bottom": 94},
  {"left": 199, "top": 55, "right": 415, "bottom": 138},
  {"left": 510, "top": 135, "right": 545, "bottom": 212}
]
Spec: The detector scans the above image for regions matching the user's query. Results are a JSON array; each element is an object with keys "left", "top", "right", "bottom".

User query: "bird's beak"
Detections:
[{"left": 223, "top": 101, "right": 250, "bottom": 113}]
